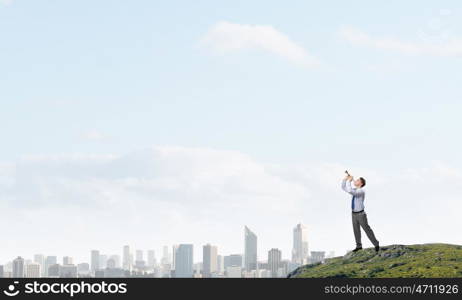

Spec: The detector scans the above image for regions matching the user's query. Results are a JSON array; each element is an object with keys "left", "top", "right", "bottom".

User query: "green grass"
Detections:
[{"left": 288, "top": 244, "right": 462, "bottom": 278}]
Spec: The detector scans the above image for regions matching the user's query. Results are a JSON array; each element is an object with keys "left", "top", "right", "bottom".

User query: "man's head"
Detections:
[{"left": 354, "top": 177, "right": 366, "bottom": 188}]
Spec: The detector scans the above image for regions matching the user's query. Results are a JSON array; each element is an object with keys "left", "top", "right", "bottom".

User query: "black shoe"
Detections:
[
  {"left": 352, "top": 247, "right": 362, "bottom": 252},
  {"left": 375, "top": 245, "right": 380, "bottom": 252}
]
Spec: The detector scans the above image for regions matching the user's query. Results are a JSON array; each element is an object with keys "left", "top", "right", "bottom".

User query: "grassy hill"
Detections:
[{"left": 288, "top": 244, "right": 462, "bottom": 278}]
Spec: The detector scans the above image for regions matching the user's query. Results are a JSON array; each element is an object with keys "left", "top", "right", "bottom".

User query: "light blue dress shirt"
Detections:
[{"left": 341, "top": 179, "right": 365, "bottom": 212}]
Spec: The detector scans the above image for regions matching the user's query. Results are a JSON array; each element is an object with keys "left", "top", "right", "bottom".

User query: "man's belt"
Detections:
[{"left": 352, "top": 210, "right": 364, "bottom": 214}]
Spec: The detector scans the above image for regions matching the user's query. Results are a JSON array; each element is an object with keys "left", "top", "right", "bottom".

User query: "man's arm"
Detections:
[{"left": 341, "top": 177, "right": 363, "bottom": 196}]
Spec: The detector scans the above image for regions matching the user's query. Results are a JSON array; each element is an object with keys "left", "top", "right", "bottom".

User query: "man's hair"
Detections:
[{"left": 359, "top": 177, "right": 366, "bottom": 187}]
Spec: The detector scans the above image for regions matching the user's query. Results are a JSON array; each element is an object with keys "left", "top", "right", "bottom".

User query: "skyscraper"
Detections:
[
  {"left": 174, "top": 244, "right": 193, "bottom": 278},
  {"left": 91, "top": 250, "right": 100, "bottom": 273},
  {"left": 135, "top": 250, "right": 144, "bottom": 263},
  {"left": 292, "top": 223, "right": 309, "bottom": 265},
  {"left": 33, "top": 254, "right": 45, "bottom": 277},
  {"left": 122, "top": 245, "right": 131, "bottom": 271},
  {"left": 202, "top": 244, "right": 218, "bottom": 278},
  {"left": 217, "top": 255, "right": 225, "bottom": 274},
  {"left": 44, "top": 256, "right": 57, "bottom": 277},
  {"left": 99, "top": 254, "right": 108, "bottom": 269},
  {"left": 268, "top": 248, "right": 282, "bottom": 278},
  {"left": 13, "top": 257, "right": 25, "bottom": 278},
  {"left": 109, "top": 255, "right": 121, "bottom": 268},
  {"left": 224, "top": 254, "right": 243, "bottom": 269},
  {"left": 63, "top": 256, "right": 73, "bottom": 265},
  {"left": 26, "top": 263, "right": 41, "bottom": 278},
  {"left": 244, "top": 226, "right": 257, "bottom": 271},
  {"left": 161, "top": 246, "right": 170, "bottom": 265},
  {"left": 147, "top": 250, "right": 156, "bottom": 268}
]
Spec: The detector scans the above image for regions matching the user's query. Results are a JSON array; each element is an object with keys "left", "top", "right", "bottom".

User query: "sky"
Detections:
[{"left": 1, "top": 0, "right": 462, "bottom": 264}]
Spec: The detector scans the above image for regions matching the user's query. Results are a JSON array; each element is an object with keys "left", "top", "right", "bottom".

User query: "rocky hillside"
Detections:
[{"left": 288, "top": 244, "right": 462, "bottom": 278}]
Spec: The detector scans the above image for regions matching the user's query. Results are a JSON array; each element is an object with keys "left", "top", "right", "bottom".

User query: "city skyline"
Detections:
[
  {"left": 0, "top": 224, "right": 326, "bottom": 265},
  {"left": 0, "top": 224, "right": 331, "bottom": 278}
]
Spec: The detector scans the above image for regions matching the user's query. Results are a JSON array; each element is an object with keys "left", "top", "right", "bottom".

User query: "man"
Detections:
[{"left": 342, "top": 173, "right": 380, "bottom": 252}]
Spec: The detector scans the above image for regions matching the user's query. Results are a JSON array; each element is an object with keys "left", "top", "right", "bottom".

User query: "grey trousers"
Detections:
[{"left": 352, "top": 211, "right": 379, "bottom": 248}]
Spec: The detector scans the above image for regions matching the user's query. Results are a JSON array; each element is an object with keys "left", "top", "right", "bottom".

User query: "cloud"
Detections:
[
  {"left": 1, "top": 146, "right": 461, "bottom": 263},
  {"left": 339, "top": 26, "right": 462, "bottom": 56},
  {"left": 200, "top": 21, "right": 319, "bottom": 67}
]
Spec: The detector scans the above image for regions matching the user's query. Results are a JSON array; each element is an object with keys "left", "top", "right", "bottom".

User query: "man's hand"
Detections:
[{"left": 346, "top": 175, "right": 353, "bottom": 181}]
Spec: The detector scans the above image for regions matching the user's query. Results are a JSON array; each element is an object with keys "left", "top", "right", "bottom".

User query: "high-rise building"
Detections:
[
  {"left": 45, "top": 256, "right": 57, "bottom": 277},
  {"left": 0, "top": 265, "right": 4, "bottom": 278},
  {"left": 107, "top": 258, "right": 116, "bottom": 269},
  {"left": 135, "top": 250, "right": 143, "bottom": 262},
  {"left": 99, "top": 254, "right": 108, "bottom": 269},
  {"left": 60, "top": 265, "right": 77, "bottom": 278},
  {"left": 244, "top": 226, "right": 257, "bottom": 271},
  {"left": 12, "top": 257, "right": 25, "bottom": 278},
  {"left": 91, "top": 250, "right": 100, "bottom": 273},
  {"left": 292, "top": 223, "right": 309, "bottom": 265},
  {"left": 147, "top": 250, "right": 156, "bottom": 268},
  {"left": 202, "top": 244, "right": 218, "bottom": 278},
  {"left": 172, "top": 245, "right": 178, "bottom": 270},
  {"left": 33, "top": 254, "right": 45, "bottom": 277},
  {"left": 48, "top": 264, "right": 60, "bottom": 277},
  {"left": 217, "top": 255, "right": 225, "bottom": 274},
  {"left": 174, "top": 244, "right": 193, "bottom": 278},
  {"left": 109, "top": 255, "right": 121, "bottom": 268},
  {"left": 77, "top": 263, "right": 90, "bottom": 276},
  {"left": 25, "top": 262, "right": 41, "bottom": 278},
  {"left": 268, "top": 248, "right": 282, "bottom": 278},
  {"left": 226, "top": 266, "right": 242, "bottom": 278},
  {"left": 161, "top": 246, "right": 170, "bottom": 265},
  {"left": 224, "top": 254, "right": 243, "bottom": 269},
  {"left": 63, "top": 256, "right": 73, "bottom": 265},
  {"left": 122, "top": 245, "right": 131, "bottom": 271}
]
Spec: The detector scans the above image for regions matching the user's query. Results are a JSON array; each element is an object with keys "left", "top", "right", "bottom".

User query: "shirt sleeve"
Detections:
[{"left": 342, "top": 179, "right": 364, "bottom": 197}]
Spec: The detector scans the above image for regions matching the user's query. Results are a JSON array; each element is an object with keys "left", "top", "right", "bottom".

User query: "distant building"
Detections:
[
  {"left": 122, "top": 246, "right": 131, "bottom": 271},
  {"left": 91, "top": 250, "right": 100, "bottom": 273},
  {"left": 45, "top": 256, "right": 57, "bottom": 277},
  {"left": 226, "top": 266, "right": 242, "bottom": 278},
  {"left": 13, "top": 257, "right": 25, "bottom": 278},
  {"left": 109, "top": 255, "right": 121, "bottom": 268},
  {"left": 202, "top": 244, "right": 218, "bottom": 278},
  {"left": 77, "top": 263, "right": 90, "bottom": 276},
  {"left": 174, "top": 244, "right": 193, "bottom": 278},
  {"left": 224, "top": 254, "right": 243, "bottom": 269},
  {"left": 99, "top": 255, "right": 108, "bottom": 270},
  {"left": 48, "top": 264, "right": 60, "bottom": 277},
  {"left": 310, "top": 251, "right": 325, "bottom": 264},
  {"left": 136, "top": 250, "right": 144, "bottom": 263},
  {"left": 244, "top": 226, "right": 258, "bottom": 271},
  {"left": 104, "top": 267, "right": 125, "bottom": 278},
  {"left": 292, "top": 223, "right": 309, "bottom": 265},
  {"left": 0, "top": 265, "right": 4, "bottom": 278},
  {"left": 217, "top": 255, "right": 224, "bottom": 274},
  {"left": 60, "top": 265, "right": 77, "bottom": 278},
  {"left": 26, "top": 263, "right": 41, "bottom": 278},
  {"left": 94, "top": 270, "right": 105, "bottom": 278},
  {"left": 268, "top": 248, "right": 282, "bottom": 278},
  {"left": 161, "top": 246, "right": 170, "bottom": 265},
  {"left": 63, "top": 256, "right": 73, "bottom": 265},
  {"left": 147, "top": 250, "right": 156, "bottom": 268},
  {"left": 33, "top": 254, "right": 45, "bottom": 277},
  {"left": 107, "top": 258, "right": 116, "bottom": 269}
]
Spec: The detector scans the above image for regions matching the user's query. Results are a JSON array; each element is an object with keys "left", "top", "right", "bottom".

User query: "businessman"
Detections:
[{"left": 342, "top": 172, "right": 380, "bottom": 253}]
